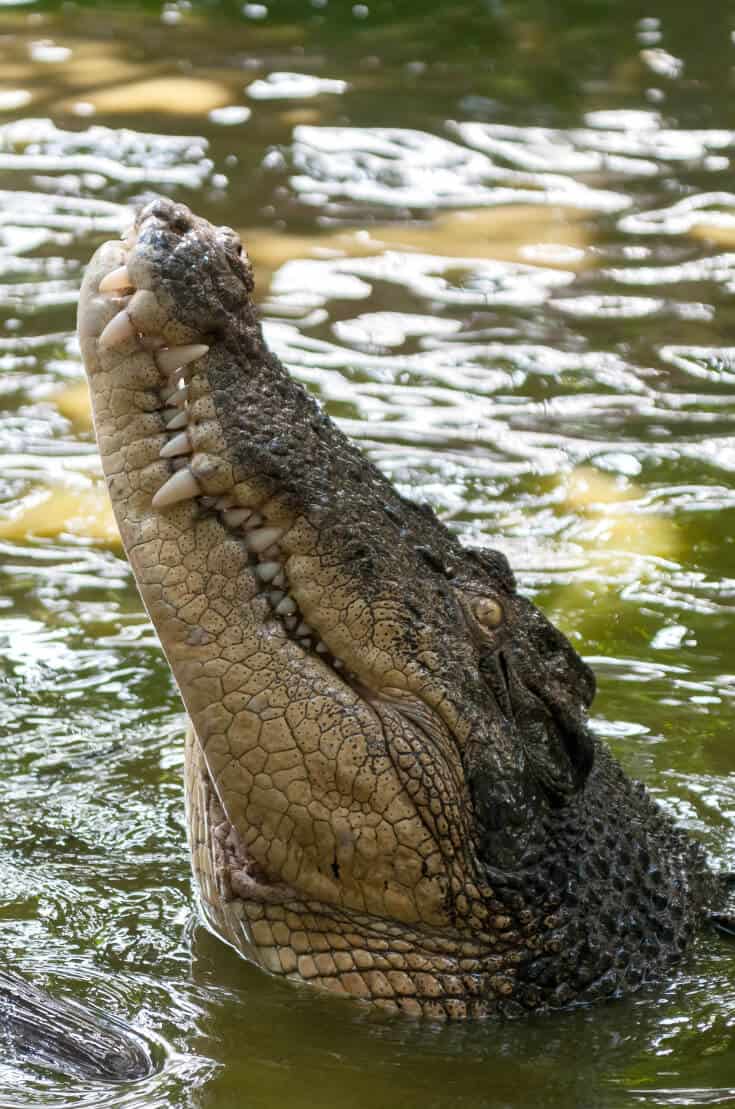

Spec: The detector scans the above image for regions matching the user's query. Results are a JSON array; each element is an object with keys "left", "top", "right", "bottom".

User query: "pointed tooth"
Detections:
[
  {"left": 246, "top": 512, "right": 263, "bottom": 529},
  {"left": 224, "top": 508, "right": 251, "bottom": 527},
  {"left": 161, "top": 379, "right": 185, "bottom": 401},
  {"left": 268, "top": 590, "right": 285, "bottom": 607},
  {"left": 152, "top": 468, "right": 202, "bottom": 509},
  {"left": 272, "top": 570, "right": 286, "bottom": 588},
  {"left": 99, "top": 265, "right": 133, "bottom": 293},
  {"left": 246, "top": 526, "right": 283, "bottom": 554},
  {"left": 315, "top": 642, "right": 328, "bottom": 654},
  {"left": 157, "top": 344, "right": 209, "bottom": 374},
  {"left": 165, "top": 410, "right": 189, "bottom": 430},
  {"left": 333, "top": 659, "right": 344, "bottom": 670},
  {"left": 99, "top": 308, "right": 135, "bottom": 349},
  {"left": 295, "top": 621, "right": 312, "bottom": 638},
  {"left": 284, "top": 615, "right": 298, "bottom": 631},
  {"left": 162, "top": 385, "right": 188, "bottom": 407},
  {"left": 255, "top": 561, "right": 281, "bottom": 583},
  {"left": 275, "top": 595, "right": 297, "bottom": 616},
  {"left": 159, "top": 431, "right": 191, "bottom": 458}
]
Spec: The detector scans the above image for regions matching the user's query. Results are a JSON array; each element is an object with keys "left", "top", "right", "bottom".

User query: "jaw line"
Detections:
[{"left": 80, "top": 219, "right": 358, "bottom": 695}]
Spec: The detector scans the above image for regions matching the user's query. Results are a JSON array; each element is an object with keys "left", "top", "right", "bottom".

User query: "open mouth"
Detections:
[{"left": 79, "top": 207, "right": 349, "bottom": 680}]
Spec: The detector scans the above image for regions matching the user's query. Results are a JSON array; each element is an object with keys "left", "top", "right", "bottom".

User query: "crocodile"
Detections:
[{"left": 76, "top": 197, "right": 725, "bottom": 1020}]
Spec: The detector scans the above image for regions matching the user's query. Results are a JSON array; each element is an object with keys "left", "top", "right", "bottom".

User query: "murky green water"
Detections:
[{"left": 1, "top": 0, "right": 735, "bottom": 1104}]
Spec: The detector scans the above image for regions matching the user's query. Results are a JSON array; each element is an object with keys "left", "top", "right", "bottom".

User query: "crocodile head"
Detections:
[{"left": 78, "top": 199, "right": 709, "bottom": 1019}]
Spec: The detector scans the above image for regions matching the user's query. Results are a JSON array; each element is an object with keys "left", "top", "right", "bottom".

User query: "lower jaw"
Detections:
[{"left": 185, "top": 725, "right": 525, "bottom": 1022}]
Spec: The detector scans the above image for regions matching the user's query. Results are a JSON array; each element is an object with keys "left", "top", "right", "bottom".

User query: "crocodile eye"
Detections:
[{"left": 472, "top": 597, "right": 504, "bottom": 629}]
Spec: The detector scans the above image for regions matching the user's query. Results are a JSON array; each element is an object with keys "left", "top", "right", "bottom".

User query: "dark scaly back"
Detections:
[{"left": 487, "top": 743, "right": 717, "bottom": 1014}]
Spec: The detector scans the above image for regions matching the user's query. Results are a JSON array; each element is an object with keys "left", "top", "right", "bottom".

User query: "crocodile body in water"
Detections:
[{"left": 75, "top": 197, "right": 725, "bottom": 1020}]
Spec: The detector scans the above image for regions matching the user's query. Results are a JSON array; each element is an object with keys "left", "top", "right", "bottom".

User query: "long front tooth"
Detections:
[
  {"left": 99, "top": 265, "right": 133, "bottom": 293},
  {"left": 246, "top": 526, "right": 283, "bottom": 554},
  {"left": 157, "top": 344, "right": 209, "bottom": 374},
  {"left": 99, "top": 308, "right": 135, "bottom": 349},
  {"left": 159, "top": 431, "right": 191, "bottom": 458},
  {"left": 151, "top": 468, "right": 202, "bottom": 509},
  {"left": 275, "top": 595, "right": 297, "bottom": 616},
  {"left": 165, "top": 410, "right": 188, "bottom": 430}
]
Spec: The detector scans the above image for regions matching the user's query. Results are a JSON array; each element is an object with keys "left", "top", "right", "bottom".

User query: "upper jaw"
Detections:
[{"left": 77, "top": 202, "right": 350, "bottom": 675}]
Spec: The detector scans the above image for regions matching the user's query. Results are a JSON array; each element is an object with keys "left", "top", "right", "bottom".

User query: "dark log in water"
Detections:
[{"left": 0, "top": 970, "right": 155, "bottom": 1082}]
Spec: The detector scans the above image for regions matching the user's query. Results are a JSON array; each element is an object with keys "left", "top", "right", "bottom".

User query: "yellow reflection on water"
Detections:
[
  {"left": 74, "top": 76, "right": 233, "bottom": 116},
  {"left": 548, "top": 467, "right": 682, "bottom": 641},
  {"left": 53, "top": 380, "right": 93, "bottom": 429},
  {"left": 561, "top": 465, "right": 679, "bottom": 561},
  {"left": 244, "top": 204, "right": 591, "bottom": 283},
  {"left": 0, "top": 482, "right": 118, "bottom": 546}
]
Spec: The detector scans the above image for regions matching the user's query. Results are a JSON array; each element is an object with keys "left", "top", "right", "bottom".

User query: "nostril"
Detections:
[
  {"left": 148, "top": 197, "right": 175, "bottom": 222},
  {"left": 171, "top": 204, "right": 191, "bottom": 233},
  {"left": 219, "top": 225, "right": 242, "bottom": 255},
  {"left": 144, "top": 198, "right": 191, "bottom": 233}
]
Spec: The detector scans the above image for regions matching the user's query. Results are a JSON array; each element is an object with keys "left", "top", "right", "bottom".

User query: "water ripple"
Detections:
[
  {"left": 0, "top": 118, "right": 212, "bottom": 191},
  {"left": 289, "top": 125, "right": 630, "bottom": 215}
]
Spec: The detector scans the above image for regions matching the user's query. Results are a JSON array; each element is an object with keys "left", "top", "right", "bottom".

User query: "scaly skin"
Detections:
[{"left": 77, "top": 198, "right": 718, "bottom": 1019}]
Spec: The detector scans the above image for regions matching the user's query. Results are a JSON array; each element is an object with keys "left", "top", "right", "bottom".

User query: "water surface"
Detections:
[{"left": 1, "top": 1, "right": 735, "bottom": 1105}]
